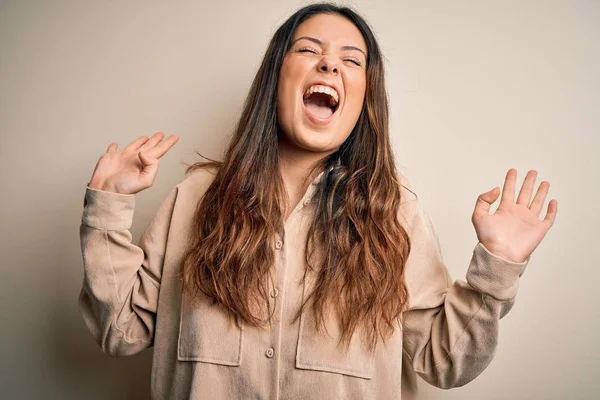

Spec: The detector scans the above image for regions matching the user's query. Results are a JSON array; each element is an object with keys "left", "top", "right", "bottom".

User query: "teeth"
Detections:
[{"left": 303, "top": 84, "right": 339, "bottom": 106}]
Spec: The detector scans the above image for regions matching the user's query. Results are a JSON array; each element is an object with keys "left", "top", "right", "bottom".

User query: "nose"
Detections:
[{"left": 317, "top": 56, "right": 339, "bottom": 75}]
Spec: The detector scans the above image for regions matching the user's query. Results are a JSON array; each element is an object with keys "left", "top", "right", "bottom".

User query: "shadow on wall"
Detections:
[
  {"left": 48, "top": 81, "right": 241, "bottom": 399},
  {"left": 51, "top": 196, "right": 153, "bottom": 400},
  {"left": 54, "top": 271, "right": 152, "bottom": 399}
]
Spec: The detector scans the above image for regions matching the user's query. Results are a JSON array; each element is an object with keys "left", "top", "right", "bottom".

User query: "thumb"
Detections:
[{"left": 472, "top": 187, "right": 500, "bottom": 219}]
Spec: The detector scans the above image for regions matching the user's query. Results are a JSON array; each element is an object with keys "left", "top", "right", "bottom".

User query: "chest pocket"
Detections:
[
  {"left": 177, "top": 292, "right": 243, "bottom": 366},
  {"left": 295, "top": 274, "right": 376, "bottom": 379}
]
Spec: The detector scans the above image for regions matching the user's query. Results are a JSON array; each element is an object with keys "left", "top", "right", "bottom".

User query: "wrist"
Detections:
[
  {"left": 480, "top": 242, "right": 527, "bottom": 264},
  {"left": 88, "top": 179, "right": 117, "bottom": 193}
]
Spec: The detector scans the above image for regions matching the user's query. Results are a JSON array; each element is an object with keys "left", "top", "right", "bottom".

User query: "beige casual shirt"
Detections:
[{"left": 79, "top": 167, "right": 529, "bottom": 399}]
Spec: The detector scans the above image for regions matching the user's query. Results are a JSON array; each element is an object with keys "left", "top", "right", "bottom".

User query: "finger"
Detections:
[
  {"left": 516, "top": 169, "right": 538, "bottom": 206},
  {"left": 148, "top": 134, "right": 179, "bottom": 159},
  {"left": 472, "top": 187, "right": 500, "bottom": 219},
  {"left": 530, "top": 181, "right": 550, "bottom": 217},
  {"left": 138, "top": 151, "right": 160, "bottom": 186},
  {"left": 500, "top": 168, "right": 517, "bottom": 206},
  {"left": 124, "top": 136, "right": 150, "bottom": 152},
  {"left": 139, "top": 131, "right": 166, "bottom": 152},
  {"left": 543, "top": 199, "right": 558, "bottom": 228},
  {"left": 106, "top": 142, "right": 118, "bottom": 153},
  {"left": 138, "top": 150, "right": 158, "bottom": 167}
]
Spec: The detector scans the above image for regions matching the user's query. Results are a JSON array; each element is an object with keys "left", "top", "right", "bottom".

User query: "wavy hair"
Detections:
[{"left": 181, "top": 2, "right": 411, "bottom": 351}]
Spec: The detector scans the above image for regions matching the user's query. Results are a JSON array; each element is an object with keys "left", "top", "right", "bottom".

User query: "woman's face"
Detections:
[{"left": 277, "top": 13, "right": 367, "bottom": 156}]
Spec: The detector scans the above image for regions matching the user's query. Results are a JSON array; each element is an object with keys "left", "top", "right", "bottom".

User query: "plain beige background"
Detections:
[{"left": 1, "top": 0, "right": 598, "bottom": 399}]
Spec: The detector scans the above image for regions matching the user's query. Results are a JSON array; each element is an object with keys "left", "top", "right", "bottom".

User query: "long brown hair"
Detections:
[{"left": 182, "top": 3, "right": 411, "bottom": 351}]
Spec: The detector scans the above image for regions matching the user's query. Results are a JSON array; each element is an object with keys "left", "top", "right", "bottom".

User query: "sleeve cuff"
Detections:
[
  {"left": 81, "top": 186, "right": 135, "bottom": 231},
  {"left": 466, "top": 242, "right": 529, "bottom": 300}
]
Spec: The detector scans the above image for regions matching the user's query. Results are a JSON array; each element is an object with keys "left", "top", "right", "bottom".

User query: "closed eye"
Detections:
[
  {"left": 344, "top": 58, "right": 362, "bottom": 67},
  {"left": 297, "top": 47, "right": 319, "bottom": 54}
]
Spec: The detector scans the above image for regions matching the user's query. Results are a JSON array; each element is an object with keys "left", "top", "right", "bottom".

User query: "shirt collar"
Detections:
[
  {"left": 309, "top": 164, "right": 335, "bottom": 187},
  {"left": 298, "top": 164, "right": 336, "bottom": 210}
]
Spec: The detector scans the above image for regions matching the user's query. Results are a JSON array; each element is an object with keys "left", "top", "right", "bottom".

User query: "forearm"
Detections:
[
  {"left": 78, "top": 186, "right": 175, "bottom": 356},
  {"left": 403, "top": 242, "right": 528, "bottom": 389},
  {"left": 79, "top": 224, "right": 158, "bottom": 356}
]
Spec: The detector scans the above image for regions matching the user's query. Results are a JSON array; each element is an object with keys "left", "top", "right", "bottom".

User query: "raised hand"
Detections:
[
  {"left": 88, "top": 132, "right": 179, "bottom": 195},
  {"left": 471, "top": 168, "right": 558, "bottom": 263}
]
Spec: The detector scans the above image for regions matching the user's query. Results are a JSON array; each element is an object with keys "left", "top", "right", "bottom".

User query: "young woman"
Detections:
[{"left": 79, "top": 3, "right": 558, "bottom": 399}]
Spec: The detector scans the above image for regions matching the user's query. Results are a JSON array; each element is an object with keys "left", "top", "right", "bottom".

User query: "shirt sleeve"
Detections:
[
  {"left": 399, "top": 190, "right": 529, "bottom": 389},
  {"left": 78, "top": 184, "right": 178, "bottom": 357}
]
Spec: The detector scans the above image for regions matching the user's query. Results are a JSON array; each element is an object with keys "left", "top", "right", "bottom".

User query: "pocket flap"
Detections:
[
  {"left": 177, "top": 293, "right": 243, "bottom": 366},
  {"left": 296, "top": 302, "right": 375, "bottom": 379}
]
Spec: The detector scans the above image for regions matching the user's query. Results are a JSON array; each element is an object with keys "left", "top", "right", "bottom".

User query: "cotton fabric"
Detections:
[{"left": 79, "top": 167, "right": 529, "bottom": 399}]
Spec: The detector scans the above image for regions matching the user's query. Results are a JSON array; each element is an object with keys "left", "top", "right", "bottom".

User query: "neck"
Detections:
[
  {"left": 278, "top": 136, "right": 329, "bottom": 179},
  {"left": 277, "top": 135, "right": 332, "bottom": 216}
]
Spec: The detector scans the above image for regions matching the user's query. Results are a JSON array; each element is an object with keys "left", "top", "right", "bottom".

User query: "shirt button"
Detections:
[
  {"left": 275, "top": 240, "right": 283, "bottom": 250},
  {"left": 270, "top": 288, "right": 279, "bottom": 298},
  {"left": 265, "top": 347, "right": 274, "bottom": 358},
  {"left": 303, "top": 198, "right": 311, "bottom": 205}
]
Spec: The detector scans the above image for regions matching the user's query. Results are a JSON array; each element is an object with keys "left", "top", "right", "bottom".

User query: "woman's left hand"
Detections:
[{"left": 471, "top": 168, "right": 558, "bottom": 263}]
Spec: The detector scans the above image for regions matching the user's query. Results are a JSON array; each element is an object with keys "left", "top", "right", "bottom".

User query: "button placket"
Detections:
[{"left": 268, "top": 236, "right": 283, "bottom": 365}]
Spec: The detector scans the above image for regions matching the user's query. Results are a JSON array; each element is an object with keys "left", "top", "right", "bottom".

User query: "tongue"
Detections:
[{"left": 304, "top": 94, "right": 333, "bottom": 119}]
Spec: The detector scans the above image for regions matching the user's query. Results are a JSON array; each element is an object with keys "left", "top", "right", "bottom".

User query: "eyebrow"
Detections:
[{"left": 292, "top": 36, "right": 367, "bottom": 58}]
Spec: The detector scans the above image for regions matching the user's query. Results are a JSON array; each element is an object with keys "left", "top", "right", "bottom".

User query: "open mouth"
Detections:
[{"left": 302, "top": 84, "right": 339, "bottom": 121}]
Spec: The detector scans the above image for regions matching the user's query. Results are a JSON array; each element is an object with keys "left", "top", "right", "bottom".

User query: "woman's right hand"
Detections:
[{"left": 88, "top": 132, "right": 180, "bottom": 195}]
